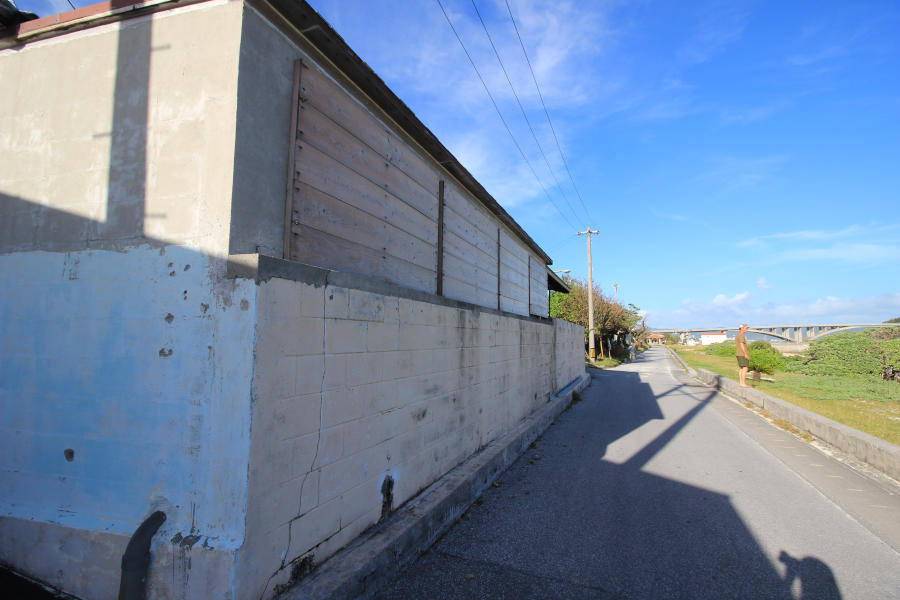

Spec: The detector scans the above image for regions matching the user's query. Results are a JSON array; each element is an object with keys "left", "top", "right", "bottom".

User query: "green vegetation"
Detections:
[
  {"left": 703, "top": 340, "right": 785, "bottom": 374},
  {"left": 587, "top": 357, "right": 623, "bottom": 370},
  {"left": 785, "top": 327, "right": 900, "bottom": 376},
  {"left": 674, "top": 329, "right": 900, "bottom": 446},
  {"left": 550, "top": 275, "right": 648, "bottom": 360}
]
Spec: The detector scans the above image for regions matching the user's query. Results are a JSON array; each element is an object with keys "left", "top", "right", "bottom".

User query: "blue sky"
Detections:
[{"left": 16, "top": 0, "right": 900, "bottom": 329}]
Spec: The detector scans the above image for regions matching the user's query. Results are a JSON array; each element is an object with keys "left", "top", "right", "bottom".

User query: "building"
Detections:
[
  {"left": 647, "top": 333, "right": 666, "bottom": 345},
  {"left": 0, "top": 1, "right": 586, "bottom": 598},
  {"left": 700, "top": 332, "right": 729, "bottom": 345}
]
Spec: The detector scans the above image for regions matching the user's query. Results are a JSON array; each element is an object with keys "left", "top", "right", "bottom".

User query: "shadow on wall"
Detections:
[
  {"left": 1, "top": 8, "right": 150, "bottom": 254},
  {"left": 377, "top": 367, "right": 843, "bottom": 600}
]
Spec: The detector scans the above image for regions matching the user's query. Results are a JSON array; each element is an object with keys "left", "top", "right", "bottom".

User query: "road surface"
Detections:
[{"left": 375, "top": 346, "right": 900, "bottom": 599}]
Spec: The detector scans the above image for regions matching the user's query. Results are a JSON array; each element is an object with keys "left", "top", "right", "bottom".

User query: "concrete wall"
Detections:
[
  {"left": 0, "top": 2, "right": 255, "bottom": 598},
  {"left": 0, "top": 246, "right": 258, "bottom": 599},
  {"left": 234, "top": 256, "right": 586, "bottom": 599},
  {"left": 0, "top": 0, "right": 241, "bottom": 257}
]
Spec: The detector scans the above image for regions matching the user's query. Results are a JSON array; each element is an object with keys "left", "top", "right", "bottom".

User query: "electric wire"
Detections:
[
  {"left": 505, "top": 0, "right": 592, "bottom": 223},
  {"left": 470, "top": 0, "right": 583, "bottom": 228},
  {"left": 434, "top": 0, "right": 578, "bottom": 231}
]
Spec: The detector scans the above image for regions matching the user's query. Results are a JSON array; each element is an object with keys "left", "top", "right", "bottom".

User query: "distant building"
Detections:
[
  {"left": 701, "top": 332, "right": 729, "bottom": 345},
  {"left": 648, "top": 333, "right": 666, "bottom": 345}
]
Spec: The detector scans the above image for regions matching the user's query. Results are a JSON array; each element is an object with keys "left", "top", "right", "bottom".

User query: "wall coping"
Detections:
[{"left": 227, "top": 253, "right": 564, "bottom": 327}]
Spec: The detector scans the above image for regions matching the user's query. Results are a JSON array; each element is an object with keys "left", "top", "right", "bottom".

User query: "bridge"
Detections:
[{"left": 652, "top": 323, "right": 895, "bottom": 343}]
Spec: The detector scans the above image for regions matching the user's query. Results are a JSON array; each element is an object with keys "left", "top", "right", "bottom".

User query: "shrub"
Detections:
[
  {"left": 784, "top": 328, "right": 900, "bottom": 376},
  {"left": 704, "top": 341, "right": 736, "bottom": 357},
  {"left": 747, "top": 341, "right": 785, "bottom": 374}
]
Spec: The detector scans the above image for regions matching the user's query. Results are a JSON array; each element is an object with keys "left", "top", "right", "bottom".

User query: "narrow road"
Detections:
[{"left": 375, "top": 347, "right": 900, "bottom": 599}]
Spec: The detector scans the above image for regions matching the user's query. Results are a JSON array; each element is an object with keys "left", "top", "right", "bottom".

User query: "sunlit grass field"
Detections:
[{"left": 672, "top": 345, "right": 900, "bottom": 446}]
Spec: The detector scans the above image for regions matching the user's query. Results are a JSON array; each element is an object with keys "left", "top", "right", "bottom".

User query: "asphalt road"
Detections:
[{"left": 375, "top": 347, "right": 900, "bottom": 599}]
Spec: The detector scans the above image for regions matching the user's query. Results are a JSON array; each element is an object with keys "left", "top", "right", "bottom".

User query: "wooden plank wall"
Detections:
[
  {"left": 290, "top": 62, "right": 439, "bottom": 293},
  {"left": 441, "top": 182, "right": 500, "bottom": 310},
  {"left": 529, "top": 255, "right": 549, "bottom": 317},
  {"left": 499, "top": 229, "right": 530, "bottom": 316},
  {"left": 288, "top": 60, "right": 550, "bottom": 317}
]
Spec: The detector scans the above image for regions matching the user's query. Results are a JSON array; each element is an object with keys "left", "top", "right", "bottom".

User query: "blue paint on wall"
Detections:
[{"left": 0, "top": 246, "right": 257, "bottom": 546}]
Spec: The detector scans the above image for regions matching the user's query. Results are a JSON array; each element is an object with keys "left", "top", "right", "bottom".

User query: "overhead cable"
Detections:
[
  {"left": 470, "top": 0, "right": 583, "bottom": 227},
  {"left": 505, "top": 0, "right": 592, "bottom": 222},
  {"left": 434, "top": 0, "right": 578, "bottom": 231}
]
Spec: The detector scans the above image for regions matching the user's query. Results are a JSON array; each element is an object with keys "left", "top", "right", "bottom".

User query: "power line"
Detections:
[
  {"left": 470, "top": 0, "right": 583, "bottom": 227},
  {"left": 434, "top": 0, "right": 578, "bottom": 231},
  {"left": 504, "top": 0, "right": 591, "bottom": 222}
]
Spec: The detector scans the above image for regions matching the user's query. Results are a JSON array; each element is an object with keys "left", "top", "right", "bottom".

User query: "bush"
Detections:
[
  {"left": 704, "top": 341, "right": 736, "bottom": 357},
  {"left": 747, "top": 341, "right": 785, "bottom": 374},
  {"left": 784, "top": 328, "right": 900, "bottom": 376}
]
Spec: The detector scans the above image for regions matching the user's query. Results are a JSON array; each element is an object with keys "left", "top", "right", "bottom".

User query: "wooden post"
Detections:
[
  {"left": 436, "top": 180, "right": 445, "bottom": 296},
  {"left": 283, "top": 59, "right": 303, "bottom": 260},
  {"left": 527, "top": 255, "right": 532, "bottom": 316},
  {"left": 496, "top": 228, "right": 501, "bottom": 310}
]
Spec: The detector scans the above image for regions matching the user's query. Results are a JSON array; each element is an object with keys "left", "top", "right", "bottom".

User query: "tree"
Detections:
[
  {"left": 550, "top": 275, "right": 645, "bottom": 358},
  {"left": 885, "top": 317, "right": 900, "bottom": 323}
]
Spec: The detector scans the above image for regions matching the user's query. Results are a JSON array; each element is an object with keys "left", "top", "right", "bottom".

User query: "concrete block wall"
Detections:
[{"left": 238, "top": 260, "right": 585, "bottom": 599}]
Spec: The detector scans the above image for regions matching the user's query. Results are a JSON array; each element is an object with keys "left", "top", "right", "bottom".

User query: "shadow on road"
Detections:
[{"left": 377, "top": 366, "right": 842, "bottom": 599}]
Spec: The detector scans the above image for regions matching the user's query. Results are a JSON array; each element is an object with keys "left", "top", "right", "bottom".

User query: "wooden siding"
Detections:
[
  {"left": 288, "top": 59, "right": 550, "bottom": 317},
  {"left": 529, "top": 255, "right": 549, "bottom": 316}
]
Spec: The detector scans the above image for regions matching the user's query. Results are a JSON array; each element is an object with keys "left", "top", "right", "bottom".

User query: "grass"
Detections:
[
  {"left": 586, "top": 356, "right": 623, "bottom": 369},
  {"left": 672, "top": 345, "right": 900, "bottom": 446}
]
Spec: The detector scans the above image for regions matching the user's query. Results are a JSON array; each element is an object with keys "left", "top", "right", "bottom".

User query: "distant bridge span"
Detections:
[{"left": 652, "top": 323, "right": 895, "bottom": 343}]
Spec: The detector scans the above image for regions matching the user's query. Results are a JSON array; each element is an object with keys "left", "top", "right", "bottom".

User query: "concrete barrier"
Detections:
[{"left": 667, "top": 348, "right": 900, "bottom": 483}]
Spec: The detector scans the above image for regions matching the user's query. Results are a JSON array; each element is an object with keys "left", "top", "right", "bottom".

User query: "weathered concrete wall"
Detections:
[
  {"left": 0, "top": 246, "right": 257, "bottom": 599},
  {"left": 0, "top": 0, "right": 242, "bottom": 257},
  {"left": 228, "top": 1, "right": 297, "bottom": 257},
  {"left": 0, "top": 2, "right": 254, "bottom": 598},
  {"left": 234, "top": 256, "right": 586, "bottom": 599}
]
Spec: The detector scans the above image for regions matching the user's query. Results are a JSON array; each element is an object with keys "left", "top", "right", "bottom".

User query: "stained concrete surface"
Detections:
[{"left": 374, "top": 347, "right": 900, "bottom": 599}]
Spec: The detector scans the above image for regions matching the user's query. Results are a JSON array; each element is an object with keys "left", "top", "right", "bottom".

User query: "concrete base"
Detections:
[
  {"left": 278, "top": 373, "right": 591, "bottom": 600},
  {"left": 667, "top": 348, "right": 900, "bottom": 483},
  {"left": 0, "top": 516, "right": 237, "bottom": 600}
]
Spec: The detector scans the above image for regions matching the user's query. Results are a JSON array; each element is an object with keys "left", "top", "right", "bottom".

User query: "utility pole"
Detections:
[
  {"left": 613, "top": 283, "right": 619, "bottom": 303},
  {"left": 577, "top": 228, "right": 600, "bottom": 360}
]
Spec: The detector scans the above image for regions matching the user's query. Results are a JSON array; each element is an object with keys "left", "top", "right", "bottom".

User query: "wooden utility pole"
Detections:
[
  {"left": 577, "top": 228, "right": 600, "bottom": 360},
  {"left": 613, "top": 283, "right": 619, "bottom": 303}
]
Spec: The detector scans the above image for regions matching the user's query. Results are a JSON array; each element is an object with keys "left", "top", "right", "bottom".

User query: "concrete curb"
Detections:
[
  {"left": 665, "top": 348, "right": 900, "bottom": 483},
  {"left": 280, "top": 373, "right": 592, "bottom": 600}
]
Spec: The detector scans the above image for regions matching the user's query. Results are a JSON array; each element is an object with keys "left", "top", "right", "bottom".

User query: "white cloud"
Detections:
[
  {"left": 695, "top": 153, "right": 791, "bottom": 191},
  {"left": 733, "top": 224, "right": 900, "bottom": 269},
  {"left": 712, "top": 291, "right": 750, "bottom": 308},
  {"left": 647, "top": 292, "right": 900, "bottom": 329},
  {"left": 720, "top": 100, "right": 789, "bottom": 124},
  {"left": 756, "top": 277, "right": 771, "bottom": 290},
  {"left": 677, "top": 4, "right": 749, "bottom": 66},
  {"left": 737, "top": 224, "right": 893, "bottom": 247},
  {"left": 788, "top": 45, "right": 849, "bottom": 67}
]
